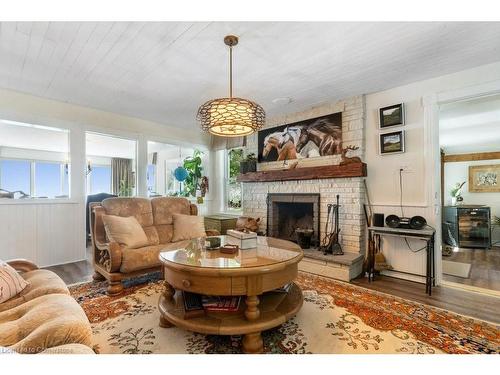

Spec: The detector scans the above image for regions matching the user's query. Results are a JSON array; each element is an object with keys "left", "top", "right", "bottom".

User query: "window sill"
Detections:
[{"left": 0, "top": 199, "right": 79, "bottom": 205}]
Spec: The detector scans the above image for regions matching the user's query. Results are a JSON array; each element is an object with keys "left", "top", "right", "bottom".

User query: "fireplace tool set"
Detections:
[{"left": 320, "top": 194, "right": 343, "bottom": 255}]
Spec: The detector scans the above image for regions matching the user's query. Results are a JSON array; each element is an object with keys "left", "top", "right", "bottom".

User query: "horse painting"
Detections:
[{"left": 258, "top": 112, "right": 342, "bottom": 162}]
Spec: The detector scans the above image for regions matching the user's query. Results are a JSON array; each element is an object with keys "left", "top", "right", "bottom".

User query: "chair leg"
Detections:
[{"left": 107, "top": 280, "right": 124, "bottom": 296}]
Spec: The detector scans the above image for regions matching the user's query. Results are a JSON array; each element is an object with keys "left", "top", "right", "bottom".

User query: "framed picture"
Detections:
[
  {"left": 257, "top": 112, "right": 342, "bottom": 163},
  {"left": 469, "top": 164, "right": 500, "bottom": 192},
  {"left": 379, "top": 130, "right": 405, "bottom": 155},
  {"left": 379, "top": 103, "right": 405, "bottom": 128}
]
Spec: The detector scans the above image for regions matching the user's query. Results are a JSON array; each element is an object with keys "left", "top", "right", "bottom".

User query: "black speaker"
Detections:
[
  {"left": 372, "top": 213, "right": 385, "bottom": 227},
  {"left": 409, "top": 215, "right": 427, "bottom": 230},
  {"left": 386, "top": 215, "right": 401, "bottom": 228}
]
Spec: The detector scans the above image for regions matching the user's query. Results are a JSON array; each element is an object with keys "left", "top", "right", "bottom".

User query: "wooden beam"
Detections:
[
  {"left": 443, "top": 151, "right": 500, "bottom": 163},
  {"left": 237, "top": 163, "right": 367, "bottom": 183}
]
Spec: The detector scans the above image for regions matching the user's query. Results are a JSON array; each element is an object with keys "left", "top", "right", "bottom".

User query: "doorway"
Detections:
[{"left": 438, "top": 94, "right": 500, "bottom": 293}]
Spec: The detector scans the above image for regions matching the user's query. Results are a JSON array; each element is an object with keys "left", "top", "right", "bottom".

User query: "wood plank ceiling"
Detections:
[{"left": 1, "top": 22, "right": 500, "bottom": 130}]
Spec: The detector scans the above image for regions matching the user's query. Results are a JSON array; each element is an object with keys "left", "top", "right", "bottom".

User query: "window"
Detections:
[
  {"left": 0, "top": 119, "right": 70, "bottom": 199},
  {"left": 0, "top": 160, "right": 31, "bottom": 196},
  {"left": 226, "top": 148, "right": 244, "bottom": 210},
  {"left": 86, "top": 132, "right": 137, "bottom": 196},
  {"left": 0, "top": 160, "right": 70, "bottom": 198},
  {"left": 89, "top": 165, "right": 112, "bottom": 194},
  {"left": 147, "top": 164, "right": 157, "bottom": 195},
  {"left": 34, "top": 162, "right": 68, "bottom": 198},
  {"left": 147, "top": 141, "right": 208, "bottom": 197}
]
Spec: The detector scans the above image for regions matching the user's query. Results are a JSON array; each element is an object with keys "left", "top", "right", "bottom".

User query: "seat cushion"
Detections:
[
  {"left": 120, "top": 240, "right": 191, "bottom": 273},
  {"left": 102, "top": 215, "right": 149, "bottom": 249},
  {"left": 0, "top": 260, "right": 29, "bottom": 304},
  {"left": 0, "top": 294, "right": 92, "bottom": 354},
  {"left": 0, "top": 269, "right": 69, "bottom": 313}
]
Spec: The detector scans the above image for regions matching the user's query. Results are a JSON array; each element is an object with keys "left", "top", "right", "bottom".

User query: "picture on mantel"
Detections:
[{"left": 257, "top": 112, "right": 342, "bottom": 163}]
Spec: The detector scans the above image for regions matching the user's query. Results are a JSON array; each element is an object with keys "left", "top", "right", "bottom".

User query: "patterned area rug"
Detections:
[{"left": 69, "top": 272, "right": 500, "bottom": 354}]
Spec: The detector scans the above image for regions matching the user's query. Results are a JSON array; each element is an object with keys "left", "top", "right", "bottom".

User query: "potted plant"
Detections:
[
  {"left": 239, "top": 153, "right": 257, "bottom": 174},
  {"left": 450, "top": 181, "right": 465, "bottom": 206}
]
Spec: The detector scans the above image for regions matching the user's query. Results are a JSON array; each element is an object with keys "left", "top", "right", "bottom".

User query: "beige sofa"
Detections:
[
  {"left": 0, "top": 260, "right": 93, "bottom": 354},
  {"left": 90, "top": 197, "right": 218, "bottom": 295}
]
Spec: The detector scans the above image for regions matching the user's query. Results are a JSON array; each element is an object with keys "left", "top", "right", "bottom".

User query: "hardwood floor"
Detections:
[
  {"left": 45, "top": 247, "right": 500, "bottom": 324},
  {"left": 45, "top": 247, "right": 94, "bottom": 285},
  {"left": 353, "top": 274, "right": 500, "bottom": 324},
  {"left": 442, "top": 246, "right": 500, "bottom": 291}
]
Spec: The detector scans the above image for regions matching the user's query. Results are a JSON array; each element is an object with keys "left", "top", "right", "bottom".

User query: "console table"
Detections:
[{"left": 367, "top": 226, "right": 436, "bottom": 295}]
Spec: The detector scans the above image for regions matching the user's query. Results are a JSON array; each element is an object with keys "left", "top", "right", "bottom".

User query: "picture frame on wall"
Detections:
[
  {"left": 379, "top": 130, "right": 405, "bottom": 155},
  {"left": 468, "top": 164, "right": 500, "bottom": 192},
  {"left": 379, "top": 103, "right": 405, "bottom": 128}
]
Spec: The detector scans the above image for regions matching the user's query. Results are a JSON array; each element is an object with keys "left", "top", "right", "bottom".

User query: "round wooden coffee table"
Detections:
[{"left": 158, "top": 236, "right": 303, "bottom": 353}]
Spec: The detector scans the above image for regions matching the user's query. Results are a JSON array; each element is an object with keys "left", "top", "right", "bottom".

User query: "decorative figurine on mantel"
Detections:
[{"left": 339, "top": 145, "right": 362, "bottom": 166}]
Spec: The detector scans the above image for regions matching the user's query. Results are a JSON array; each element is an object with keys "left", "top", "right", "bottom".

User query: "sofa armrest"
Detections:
[
  {"left": 7, "top": 259, "right": 39, "bottom": 273},
  {"left": 91, "top": 204, "right": 122, "bottom": 272},
  {"left": 94, "top": 241, "right": 123, "bottom": 273}
]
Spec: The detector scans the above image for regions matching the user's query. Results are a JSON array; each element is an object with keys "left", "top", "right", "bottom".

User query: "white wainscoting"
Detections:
[{"left": 0, "top": 201, "right": 86, "bottom": 267}]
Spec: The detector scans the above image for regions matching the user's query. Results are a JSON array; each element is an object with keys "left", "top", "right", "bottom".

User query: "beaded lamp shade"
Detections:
[
  {"left": 197, "top": 35, "right": 265, "bottom": 137},
  {"left": 197, "top": 97, "right": 265, "bottom": 137}
]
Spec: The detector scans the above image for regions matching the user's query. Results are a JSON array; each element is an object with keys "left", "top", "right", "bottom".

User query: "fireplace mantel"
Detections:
[{"left": 237, "top": 163, "right": 367, "bottom": 183}]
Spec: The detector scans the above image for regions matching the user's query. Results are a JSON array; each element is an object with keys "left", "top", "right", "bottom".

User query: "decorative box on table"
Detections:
[
  {"left": 204, "top": 214, "right": 238, "bottom": 234},
  {"left": 226, "top": 229, "right": 257, "bottom": 249}
]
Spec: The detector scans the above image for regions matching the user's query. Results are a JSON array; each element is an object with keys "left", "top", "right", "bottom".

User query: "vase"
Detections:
[{"left": 451, "top": 197, "right": 457, "bottom": 206}]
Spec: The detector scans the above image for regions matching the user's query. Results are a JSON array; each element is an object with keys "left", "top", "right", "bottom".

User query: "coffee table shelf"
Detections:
[{"left": 158, "top": 283, "right": 303, "bottom": 336}]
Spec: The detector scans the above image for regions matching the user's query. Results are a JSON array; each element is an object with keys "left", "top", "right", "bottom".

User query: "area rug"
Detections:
[
  {"left": 69, "top": 272, "right": 500, "bottom": 354},
  {"left": 442, "top": 260, "right": 472, "bottom": 278}
]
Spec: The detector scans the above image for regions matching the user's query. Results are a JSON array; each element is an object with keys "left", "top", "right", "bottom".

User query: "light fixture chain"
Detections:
[{"left": 229, "top": 45, "right": 233, "bottom": 99}]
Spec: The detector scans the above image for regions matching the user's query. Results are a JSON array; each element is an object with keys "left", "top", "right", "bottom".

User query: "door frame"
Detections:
[{"left": 423, "top": 79, "right": 500, "bottom": 288}]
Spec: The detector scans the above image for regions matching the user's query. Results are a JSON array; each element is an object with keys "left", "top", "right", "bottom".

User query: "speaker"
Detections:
[
  {"left": 372, "top": 213, "right": 385, "bottom": 227},
  {"left": 385, "top": 215, "right": 401, "bottom": 228},
  {"left": 385, "top": 214, "right": 427, "bottom": 229},
  {"left": 409, "top": 215, "right": 427, "bottom": 230}
]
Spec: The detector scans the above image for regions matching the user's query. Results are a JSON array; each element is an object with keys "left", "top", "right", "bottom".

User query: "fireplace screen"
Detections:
[{"left": 267, "top": 193, "right": 320, "bottom": 247}]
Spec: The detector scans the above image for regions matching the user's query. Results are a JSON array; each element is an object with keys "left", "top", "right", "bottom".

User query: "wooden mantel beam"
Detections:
[
  {"left": 237, "top": 163, "right": 367, "bottom": 183},
  {"left": 443, "top": 151, "right": 500, "bottom": 163}
]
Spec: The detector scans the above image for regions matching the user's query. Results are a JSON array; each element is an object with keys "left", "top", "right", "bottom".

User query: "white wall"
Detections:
[
  {"left": 0, "top": 87, "right": 211, "bottom": 267},
  {"left": 444, "top": 160, "right": 500, "bottom": 244},
  {"left": 365, "top": 61, "right": 500, "bottom": 282}
]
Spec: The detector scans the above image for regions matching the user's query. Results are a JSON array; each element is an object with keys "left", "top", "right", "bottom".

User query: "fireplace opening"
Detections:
[{"left": 267, "top": 193, "right": 320, "bottom": 247}]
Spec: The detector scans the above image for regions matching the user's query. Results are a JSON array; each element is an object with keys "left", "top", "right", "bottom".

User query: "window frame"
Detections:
[
  {"left": 225, "top": 147, "right": 244, "bottom": 213},
  {"left": 0, "top": 157, "right": 70, "bottom": 199}
]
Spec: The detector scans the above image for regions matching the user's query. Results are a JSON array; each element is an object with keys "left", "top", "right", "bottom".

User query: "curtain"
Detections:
[{"left": 111, "top": 158, "right": 134, "bottom": 196}]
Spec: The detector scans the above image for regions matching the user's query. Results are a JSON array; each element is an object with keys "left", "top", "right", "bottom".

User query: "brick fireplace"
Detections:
[
  {"left": 267, "top": 193, "right": 320, "bottom": 246},
  {"left": 239, "top": 95, "right": 366, "bottom": 281}
]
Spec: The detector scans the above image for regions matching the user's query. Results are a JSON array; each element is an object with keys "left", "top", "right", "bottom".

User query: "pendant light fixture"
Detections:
[{"left": 197, "top": 35, "right": 265, "bottom": 137}]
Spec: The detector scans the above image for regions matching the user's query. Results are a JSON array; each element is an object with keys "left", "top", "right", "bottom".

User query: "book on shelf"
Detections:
[
  {"left": 272, "top": 283, "right": 292, "bottom": 293},
  {"left": 182, "top": 291, "right": 205, "bottom": 319},
  {"left": 201, "top": 295, "right": 241, "bottom": 312}
]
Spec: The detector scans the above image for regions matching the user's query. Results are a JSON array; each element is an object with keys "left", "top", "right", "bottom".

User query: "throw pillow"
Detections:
[
  {"left": 172, "top": 214, "right": 206, "bottom": 242},
  {"left": 102, "top": 215, "right": 149, "bottom": 249},
  {"left": 0, "top": 260, "right": 29, "bottom": 304}
]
